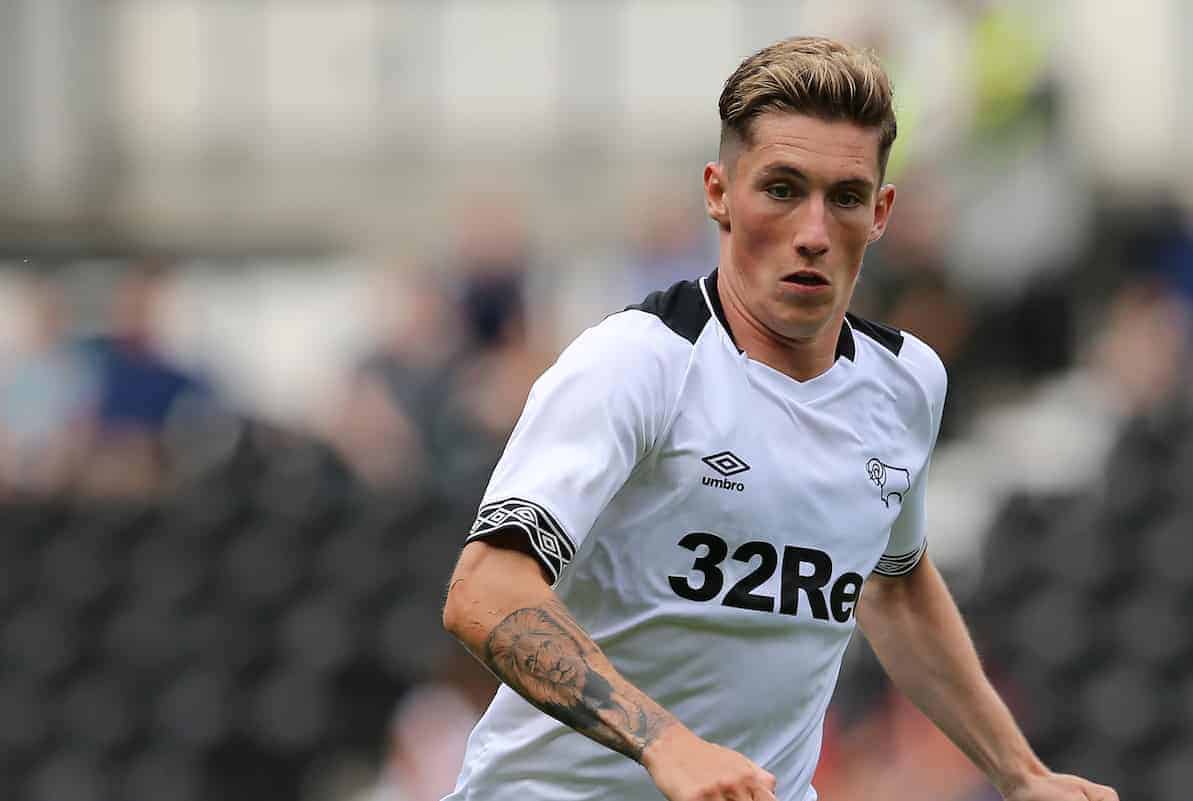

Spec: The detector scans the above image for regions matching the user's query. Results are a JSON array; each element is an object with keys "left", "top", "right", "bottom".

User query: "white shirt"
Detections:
[{"left": 446, "top": 270, "right": 947, "bottom": 801}]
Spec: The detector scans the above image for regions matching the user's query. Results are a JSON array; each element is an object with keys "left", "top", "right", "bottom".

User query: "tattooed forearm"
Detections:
[{"left": 483, "top": 601, "right": 676, "bottom": 761}]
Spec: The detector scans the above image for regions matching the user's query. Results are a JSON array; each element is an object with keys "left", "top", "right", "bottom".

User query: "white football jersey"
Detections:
[{"left": 446, "top": 271, "right": 947, "bottom": 801}]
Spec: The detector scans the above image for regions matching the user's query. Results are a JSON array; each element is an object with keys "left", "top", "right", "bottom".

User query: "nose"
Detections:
[{"left": 793, "top": 194, "right": 830, "bottom": 261}]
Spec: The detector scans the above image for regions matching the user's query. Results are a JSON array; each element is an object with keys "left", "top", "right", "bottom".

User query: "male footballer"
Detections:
[{"left": 440, "top": 36, "right": 1118, "bottom": 801}]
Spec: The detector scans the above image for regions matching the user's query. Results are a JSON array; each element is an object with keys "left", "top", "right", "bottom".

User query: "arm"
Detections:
[
  {"left": 857, "top": 556, "right": 1118, "bottom": 801},
  {"left": 442, "top": 532, "right": 777, "bottom": 801}
]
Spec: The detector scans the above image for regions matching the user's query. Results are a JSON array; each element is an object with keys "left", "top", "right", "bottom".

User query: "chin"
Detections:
[
  {"left": 771, "top": 318, "right": 827, "bottom": 343},
  {"left": 770, "top": 308, "right": 834, "bottom": 342}
]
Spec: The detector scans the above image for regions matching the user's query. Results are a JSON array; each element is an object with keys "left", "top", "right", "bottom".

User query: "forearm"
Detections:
[
  {"left": 443, "top": 537, "right": 680, "bottom": 762},
  {"left": 857, "top": 558, "right": 1046, "bottom": 795}
]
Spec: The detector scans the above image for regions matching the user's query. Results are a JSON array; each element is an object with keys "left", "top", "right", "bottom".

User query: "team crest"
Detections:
[{"left": 866, "top": 458, "right": 911, "bottom": 507}]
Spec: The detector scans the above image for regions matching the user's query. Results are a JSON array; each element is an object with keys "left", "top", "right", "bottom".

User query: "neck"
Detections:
[{"left": 715, "top": 269, "right": 843, "bottom": 383}]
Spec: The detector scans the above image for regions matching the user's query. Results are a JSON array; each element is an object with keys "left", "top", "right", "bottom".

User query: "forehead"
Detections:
[{"left": 737, "top": 112, "right": 882, "bottom": 183}]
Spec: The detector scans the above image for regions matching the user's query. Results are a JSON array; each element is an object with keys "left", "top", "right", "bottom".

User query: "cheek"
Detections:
[
  {"left": 834, "top": 213, "right": 874, "bottom": 252},
  {"left": 731, "top": 200, "right": 787, "bottom": 263}
]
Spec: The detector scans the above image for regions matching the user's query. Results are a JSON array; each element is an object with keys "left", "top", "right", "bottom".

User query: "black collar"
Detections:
[{"left": 706, "top": 269, "right": 855, "bottom": 361}]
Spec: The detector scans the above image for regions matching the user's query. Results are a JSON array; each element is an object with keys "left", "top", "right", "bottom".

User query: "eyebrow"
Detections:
[{"left": 758, "top": 164, "right": 875, "bottom": 194}]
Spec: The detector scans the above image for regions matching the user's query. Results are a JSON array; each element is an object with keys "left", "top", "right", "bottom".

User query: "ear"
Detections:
[
  {"left": 867, "top": 184, "right": 896, "bottom": 243},
  {"left": 704, "top": 162, "right": 731, "bottom": 231}
]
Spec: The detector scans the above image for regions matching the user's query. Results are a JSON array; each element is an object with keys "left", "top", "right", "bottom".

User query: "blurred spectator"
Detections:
[
  {"left": 351, "top": 680, "right": 484, "bottom": 801},
  {"left": 1091, "top": 279, "right": 1191, "bottom": 418},
  {"left": 0, "top": 272, "right": 95, "bottom": 496},
  {"left": 546, "top": 188, "right": 713, "bottom": 341},
  {"left": 858, "top": 168, "right": 976, "bottom": 437},
  {"left": 623, "top": 192, "right": 712, "bottom": 303},
  {"left": 1121, "top": 202, "right": 1193, "bottom": 313},
  {"left": 326, "top": 200, "right": 555, "bottom": 499},
  {"left": 74, "top": 263, "right": 216, "bottom": 497},
  {"left": 325, "top": 271, "right": 462, "bottom": 493},
  {"left": 862, "top": 169, "right": 974, "bottom": 370},
  {"left": 428, "top": 203, "right": 554, "bottom": 500}
]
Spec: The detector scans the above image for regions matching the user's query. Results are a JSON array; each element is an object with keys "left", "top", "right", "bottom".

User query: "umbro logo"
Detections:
[
  {"left": 702, "top": 451, "right": 749, "bottom": 492},
  {"left": 702, "top": 451, "right": 750, "bottom": 477},
  {"left": 866, "top": 458, "right": 911, "bottom": 507}
]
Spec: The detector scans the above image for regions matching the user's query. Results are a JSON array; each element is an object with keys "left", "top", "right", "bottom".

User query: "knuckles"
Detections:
[
  {"left": 682, "top": 772, "right": 762, "bottom": 801},
  {"left": 660, "top": 746, "right": 774, "bottom": 801}
]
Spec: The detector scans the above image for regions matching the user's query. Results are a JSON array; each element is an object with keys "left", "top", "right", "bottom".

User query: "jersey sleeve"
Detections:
[
  {"left": 467, "top": 313, "right": 677, "bottom": 585},
  {"left": 874, "top": 341, "right": 948, "bottom": 577}
]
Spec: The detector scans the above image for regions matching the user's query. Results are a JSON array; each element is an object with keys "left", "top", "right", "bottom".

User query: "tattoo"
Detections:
[{"left": 483, "top": 601, "right": 674, "bottom": 761}]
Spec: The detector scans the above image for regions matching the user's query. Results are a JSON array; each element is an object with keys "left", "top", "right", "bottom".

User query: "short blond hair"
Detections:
[{"left": 718, "top": 36, "right": 897, "bottom": 178}]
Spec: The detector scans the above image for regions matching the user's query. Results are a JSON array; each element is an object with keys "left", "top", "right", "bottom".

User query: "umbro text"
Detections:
[{"left": 702, "top": 475, "right": 745, "bottom": 492}]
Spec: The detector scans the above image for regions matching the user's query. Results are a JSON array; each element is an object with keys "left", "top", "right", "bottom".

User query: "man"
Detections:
[{"left": 441, "top": 37, "right": 1118, "bottom": 801}]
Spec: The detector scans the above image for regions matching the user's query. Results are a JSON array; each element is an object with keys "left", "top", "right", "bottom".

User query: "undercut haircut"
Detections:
[{"left": 718, "top": 36, "right": 897, "bottom": 180}]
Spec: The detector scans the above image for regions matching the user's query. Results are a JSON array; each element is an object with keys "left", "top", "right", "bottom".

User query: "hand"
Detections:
[
  {"left": 641, "top": 724, "right": 778, "bottom": 801},
  {"left": 1003, "top": 771, "right": 1119, "bottom": 801}
]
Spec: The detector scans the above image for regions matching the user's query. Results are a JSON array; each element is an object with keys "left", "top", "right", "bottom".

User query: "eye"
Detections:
[
  {"left": 834, "top": 191, "right": 864, "bottom": 208},
  {"left": 765, "top": 183, "right": 793, "bottom": 200}
]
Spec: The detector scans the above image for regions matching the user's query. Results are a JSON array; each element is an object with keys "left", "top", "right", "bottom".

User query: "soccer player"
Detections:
[{"left": 440, "top": 37, "right": 1118, "bottom": 801}]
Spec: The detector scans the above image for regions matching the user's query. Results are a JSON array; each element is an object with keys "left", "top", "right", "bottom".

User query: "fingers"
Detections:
[
  {"left": 718, "top": 777, "right": 776, "bottom": 801},
  {"left": 1066, "top": 773, "right": 1118, "bottom": 801},
  {"left": 712, "top": 768, "right": 776, "bottom": 801},
  {"left": 746, "top": 767, "right": 778, "bottom": 801},
  {"left": 1082, "top": 783, "right": 1119, "bottom": 801}
]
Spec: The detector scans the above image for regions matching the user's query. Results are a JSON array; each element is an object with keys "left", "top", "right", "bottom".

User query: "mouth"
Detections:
[{"left": 781, "top": 270, "right": 830, "bottom": 287}]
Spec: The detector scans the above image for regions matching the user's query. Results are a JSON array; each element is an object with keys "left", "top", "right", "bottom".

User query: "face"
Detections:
[{"left": 704, "top": 112, "right": 895, "bottom": 344}]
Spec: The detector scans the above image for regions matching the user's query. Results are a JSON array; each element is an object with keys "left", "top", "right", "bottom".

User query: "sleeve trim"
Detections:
[
  {"left": 467, "top": 497, "right": 577, "bottom": 585},
  {"left": 873, "top": 541, "right": 927, "bottom": 577}
]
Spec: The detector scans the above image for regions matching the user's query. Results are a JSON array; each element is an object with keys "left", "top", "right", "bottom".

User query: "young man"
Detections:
[{"left": 441, "top": 37, "right": 1118, "bottom": 801}]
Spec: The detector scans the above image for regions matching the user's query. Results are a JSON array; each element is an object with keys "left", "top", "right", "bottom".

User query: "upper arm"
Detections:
[
  {"left": 862, "top": 552, "right": 928, "bottom": 606},
  {"left": 465, "top": 313, "right": 680, "bottom": 585},
  {"left": 875, "top": 341, "right": 947, "bottom": 578},
  {"left": 858, "top": 551, "right": 937, "bottom": 634}
]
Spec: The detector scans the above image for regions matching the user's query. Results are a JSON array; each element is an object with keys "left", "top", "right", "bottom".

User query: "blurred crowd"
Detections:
[{"left": 4, "top": 2, "right": 1193, "bottom": 800}]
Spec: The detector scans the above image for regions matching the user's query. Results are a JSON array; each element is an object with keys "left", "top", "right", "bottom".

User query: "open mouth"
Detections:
[{"left": 782, "top": 271, "right": 830, "bottom": 287}]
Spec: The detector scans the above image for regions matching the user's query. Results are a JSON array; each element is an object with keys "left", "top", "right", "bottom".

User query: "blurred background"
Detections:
[{"left": 2, "top": 1, "right": 1192, "bottom": 799}]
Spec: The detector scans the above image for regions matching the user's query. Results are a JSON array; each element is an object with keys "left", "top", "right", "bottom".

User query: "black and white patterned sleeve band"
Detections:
[
  {"left": 873, "top": 541, "right": 927, "bottom": 577},
  {"left": 467, "top": 497, "right": 577, "bottom": 585}
]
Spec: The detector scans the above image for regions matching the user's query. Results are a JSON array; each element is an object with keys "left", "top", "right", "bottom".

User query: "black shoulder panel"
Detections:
[
  {"left": 623, "top": 277, "right": 710, "bottom": 345},
  {"left": 845, "top": 312, "right": 904, "bottom": 357}
]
